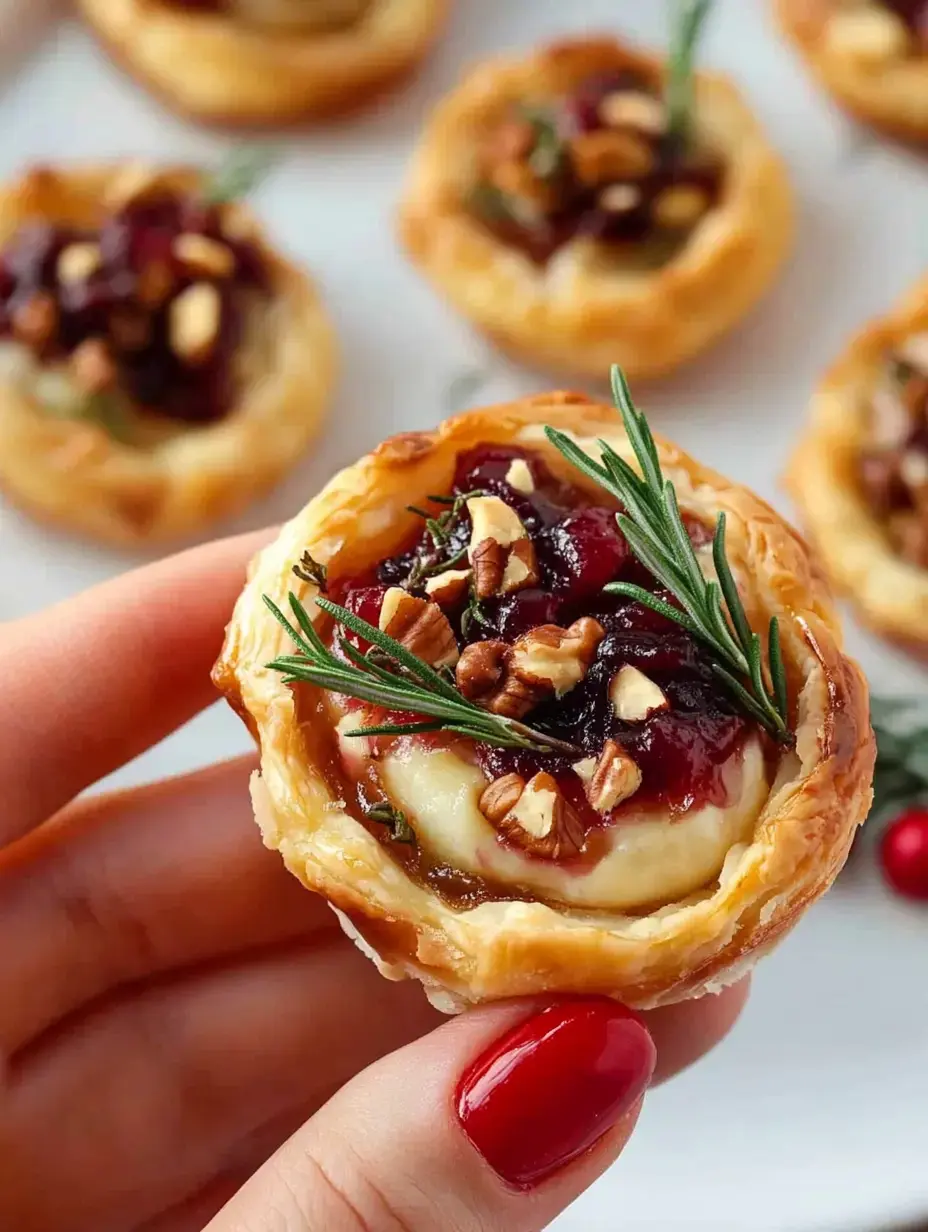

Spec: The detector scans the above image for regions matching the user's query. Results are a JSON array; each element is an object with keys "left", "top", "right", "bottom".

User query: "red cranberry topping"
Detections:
[
  {"left": 0, "top": 188, "right": 268, "bottom": 426},
  {"left": 883, "top": 0, "right": 928, "bottom": 38},
  {"left": 343, "top": 445, "right": 750, "bottom": 816}
]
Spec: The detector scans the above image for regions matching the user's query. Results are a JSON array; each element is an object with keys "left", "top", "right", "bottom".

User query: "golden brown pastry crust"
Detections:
[
  {"left": 398, "top": 38, "right": 794, "bottom": 381},
  {"left": 78, "top": 0, "right": 450, "bottom": 126},
  {"left": 787, "top": 274, "right": 928, "bottom": 651},
  {"left": 215, "top": 391, "right": 874, "bottom": 1011},
  {"left": 775, "top": 0, "right": 928, "bottom": 140},
  {"left": 0, "top": 164, "right": 335, "bottom": 546}
]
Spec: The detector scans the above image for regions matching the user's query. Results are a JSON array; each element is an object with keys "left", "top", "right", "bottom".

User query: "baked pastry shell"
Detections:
[
  {"left": 774, "top": 0, "right": 928, "bottom": 141},
  {"left": 787, "top": 274, "right": 928, "bottom": 652},
  {"left": 0, "top": 164, "right": 336, "bottom": 546},
  {"left": 78, "top": 0, "right": 450, "bottom": 126},
  {"left": 215, "top": 392, "right": 874, "bottom": 1011},
  {"left": 398, "top": 37, "right": 794, "bottom": 381}
]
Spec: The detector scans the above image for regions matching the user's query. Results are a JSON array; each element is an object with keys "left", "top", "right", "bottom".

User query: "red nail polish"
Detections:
[{"left": 456, "top": 999, "right": 655, "bottom": 1189}]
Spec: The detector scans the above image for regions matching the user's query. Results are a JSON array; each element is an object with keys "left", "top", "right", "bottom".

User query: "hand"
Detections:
[{"left": 0, "top": 533, "right": 749, "bottom": 1232}]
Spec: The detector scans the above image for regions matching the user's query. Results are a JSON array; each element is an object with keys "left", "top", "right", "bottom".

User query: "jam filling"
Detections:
[
  {"left": 0, "top": 186, "right": 268, "bottom": 432},
  {"left": 471, "top": 70, "right": 724, "bottom": 266},
  {"left": 858, "top": 338, "right": 928, "bottom": 565},
  {"left": 882, "top": 0, "right": 928, "bottom": 37},
  {"left": 332, "top": 445, "right": 751, "bottom": 850}
]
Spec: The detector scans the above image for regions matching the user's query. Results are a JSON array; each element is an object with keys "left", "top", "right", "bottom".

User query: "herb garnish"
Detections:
[
  {"left": 870, "top": 697, "right": 928, "bottom": 825},
  {"left": 545, "top": 365, "right": 793, "bottom": 745},
  {"left": 519, "top": 104, "right": 567, "bottom": 181},
  {"left": 364, "top": 801, "right": 416, "bottom": 843},
  {"left": 262, "top": 592, "right": 581, "bottom": 756},
  {"left": 202, "top": 145, "right": 279, "bottom": 206},
  {"left": 293, "top": 550, "right": 328, "bottom": 592},
  {"left": 665, "top": 0, "right": 714, "bottom": 147},
  {"left": 404, "top": 490, "right": 480, "bottom": 588}
]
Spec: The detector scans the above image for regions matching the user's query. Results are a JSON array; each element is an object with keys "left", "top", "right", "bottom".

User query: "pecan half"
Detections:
[
  {"left": 467, "top": 495, "right": 539, "bottom": 600},
  {"left": 587, "top": 739, "right": 642, "bottom": 813},
  {"left": 456, "top": 640, "right": 534, "bottom": 718},
  {"left": 510, "top": 617, "right": 605, "bottom": 697},
  {"left": 424, "top": 567, "right": 471, "bottom": 608},
  {"left": 480, "top": 771, "right": 585, "bottom": 860},
  {"left": 379, "top": 587, "right": 459, "bottom": 668}
]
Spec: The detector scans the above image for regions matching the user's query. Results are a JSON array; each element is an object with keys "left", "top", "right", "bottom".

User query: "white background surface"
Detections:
[{"left": 0, "top": 2, "right": 927, "bottom": 1229}]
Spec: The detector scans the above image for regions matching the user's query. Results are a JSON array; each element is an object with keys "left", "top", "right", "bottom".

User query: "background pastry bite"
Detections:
[
  {"left": 215, "top": 381, "right": 873, "bottom": 1012},
  {"left": 398, "top": 10, "right": 793, "bottom": 379},
  {"left": 77, "top": 0, "right": 451, "bottom": 126},
  {"left": 0, "top": 156, "right": 335, "bottom": 545},
  {"left": 788, "top": 273, "right": 928, "bottom": 652},
  {"left": 775, "top": 0, "right": 928, "bottom": 139}
]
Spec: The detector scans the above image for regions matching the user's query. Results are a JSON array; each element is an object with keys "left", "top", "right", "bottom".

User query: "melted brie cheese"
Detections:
[{"left": 380, "top": 739, "right": 769, "bottom": 911}]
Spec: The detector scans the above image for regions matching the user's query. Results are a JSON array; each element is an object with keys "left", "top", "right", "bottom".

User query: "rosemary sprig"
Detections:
[
  {"left": 262, "top": 592, "right": 581, "bottom": 756},
  {"left": 665, "top": 0, "right": 714, "bottom": 147},
  {"left": 364, "top": 801, "right": 415, "bottom": 844},
  {"left": 202, "top": 145, "right": 279, "bottom": 206},
  {"left": 518, "top": 103, "right": 567, "bottom": 181},
  {"left": 292, "top": 550, "right": 328, "bottom": 592},
  {"left": 544, "top": 365, "right": 793, "bottom": 745},
  {"left": 404, "top": 489, "right": 481, "bottom": 588},
  {"left": 870, "top": 697, "right": 928, "bottom": 825}
]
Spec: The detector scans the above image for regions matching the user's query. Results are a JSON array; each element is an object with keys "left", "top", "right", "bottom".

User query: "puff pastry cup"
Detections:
[
  {"left": 775, "top": 0, "right": 928, "bottom": 139},
  {"left": 78, "top": 0, "right": 450, "bottom": 127},
  {"left": 787, "top": 275, "right": 928, "bottom": 651},
  {"left": 215, "top": 388, "right": 874, "bottom": 1012},
  {"left": 398, "top": 36, "right": 794, "bottom": 380},
  {"left": 0, "top": 162, "right": 335, "bottom": 546}
]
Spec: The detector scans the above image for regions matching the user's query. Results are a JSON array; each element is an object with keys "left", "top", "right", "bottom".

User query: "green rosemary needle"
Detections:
[
  {"left": 202, "top": 145, "right": 279, "bottom": 206},
  {"left": 665, "top": 0, "right": 714, "bottom": 147},
  {"left": 869, "top": 697, "right": 928, "bottom": 825},
  {"left": 262, "top": 593, "right": 582, "bottom": 757},
  {"left": 545, "top": 365, "right": 794, "bottom": 746}
]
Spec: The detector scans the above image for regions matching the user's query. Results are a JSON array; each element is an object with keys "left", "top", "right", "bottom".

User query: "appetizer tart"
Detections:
[
  {"left": 788, "top": 275, "right": 928, "bottom": 651},
  {"left": 215, "top": 369, "right": 874, "bottom": 1011},
  {"left": 78, "top": 0, "right": 450, "bottom": 126},
  {"left": 775, "top": 0, "right": 928, "bottom": 140},
  {"left": 0, "top": 156, "right": 334, "bottom": 545},
  {"left": 398, "top": 3, "right": 793, "bottom": 380}
]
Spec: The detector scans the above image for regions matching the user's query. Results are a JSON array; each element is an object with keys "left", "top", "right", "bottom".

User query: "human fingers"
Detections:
[
  {"left": 0, "top": 939, "right": 442, "bottom": 1232},
  {"left": 648, "top": 979, "right": 750, "bottom": 1084},
  {"left": 0, "top": 528, "right": 270, "bottom": 844},
  {"left": 207, "top": 998, "right": 656, "bottom": 1232},
  {"left": 0, "top": 757, "right": 333, "bottom": 1055}
]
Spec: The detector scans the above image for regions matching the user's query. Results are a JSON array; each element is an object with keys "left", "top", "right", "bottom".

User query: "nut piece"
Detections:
[
  {"left": 11, "top": 291, "right": 58, "bottom": 350},
  {"left": 609, "top": 665, "right": 670, "bottom": 722},
  {"left": 480, "top": 771, "right": 586, "bottom": 860},
  {"left": 587, "top": 739, "right": 642, "bottom": 813},
  {"left": 598, "top": 183, "right": 643, "bottom": 214},
  {"left": 379, "top": 587, "right": 459, "bottom": 668},
  {"left": 825, "top": 7, "right": 909, "bottom": 62},
  {"left": 103, "top": 162, "right": 162, "bottom": 211},
  {"left": 71, "top": 338, "right": 117, "bottom": 395},
  {"left": 652, "top": 184, "right": 711, "bottom": 230},
  {"left": 598, "top": 90, "right": 667, "bottom": 136},
  {"left": 467, "top": 495, "right": 539, "bottom": 600},
  {"left": 572, "top": 756, "right": 598, "bottom": 785},
  {"left": 172, "top": 233, "right": 236, "bottom": 279},
  {"left": 456, "top": 640, "right": 518, "bottom": 711},
  {"left": 505, "top": 457, "right": 535, "bottom": 494},
  {"left": 424, "top": 567, "right": 471, "bottom": 608},
  {"left": 57, "top": 242, "right": 102, "bottom": 286},
  {"left": 169, "top": 282, "right": 221, "bottom": 365},
  {"left": 510, "top": 617, "right": 605, "bottom": 698},
  {"left": 570, "top": 129, "right": 654, "bottom": 185}
]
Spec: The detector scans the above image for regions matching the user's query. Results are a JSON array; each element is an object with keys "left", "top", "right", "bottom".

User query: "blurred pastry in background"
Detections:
[
  {"left": 775, "top": 0, "right": 928, "bottom": 140},
  {"left": 788, "top": 275, "right": 928, "bottom": 651},
  {"left": 398, "top": 2, "right": 793, "bottom": 381},
  {"left": 0, "top": 154, "right": 335, "bottom": 545},
  {"left": 77, "top": 0, "right": 451, "bottom": 126}
]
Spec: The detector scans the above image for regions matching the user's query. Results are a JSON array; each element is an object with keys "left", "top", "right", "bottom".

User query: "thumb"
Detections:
[{"left": 207, "top": 998, "right": 655, "bottom": 1232}]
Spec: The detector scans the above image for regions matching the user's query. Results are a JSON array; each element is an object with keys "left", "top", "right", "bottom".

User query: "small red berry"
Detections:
[{"left": 879, "top": 808, "right": 928, "bottom": 901}]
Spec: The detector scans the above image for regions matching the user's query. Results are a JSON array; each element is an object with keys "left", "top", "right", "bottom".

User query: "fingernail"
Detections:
[{"left": 456, "top": 999, "right": 656, "bottom": 1189}]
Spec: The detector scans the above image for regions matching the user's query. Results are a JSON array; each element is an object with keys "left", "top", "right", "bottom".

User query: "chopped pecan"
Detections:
[
  {"left": 12, "top": 291, "right": 58, "bottom": 350},
  {"left": 598, "top": 90, "right": 667, "bottom": 136},
  {"left": 379, "top": 587, "right": 459, "bottom": 668},
  {"left": 456, "top": 640, "right": 535, "bottom": 718},
  {"left": 169, "top": 283, "right": 221, "bottom": 365},
  {"left": 424, "top": 567, "right": 471, "bottom": 608},
  {"left": 467, "top": 495, "right": 539, "bottom": 600},
  {"left": 598, "top": 184, "right": 643, "bottom": 214},
  {"left": 570, "top": 129, "right": 654, "bottom": 186},
  {"left": 480, "top": 771, "right": 585, "bottom": 860},
  {"left": 587, "top": 739, "right": 642, "bottom": 813},
  {"left": 71, "top": 338, "right": 117, "bottom": 395},
  {"left": 609, "top": 665, "right": 669, "bottom": 722},
  {"left": 57, "top": 242, "right": 102, "bottom": 286},
  {"left": 652, "top": 184, "right": 711, "bottom": 230},
  {"left": 510, "top": 617, "right": 605, "bottom": 697},
  {"left": 505, "top": 457, "right": 534, "bottom": 494},
  {"left": 172, "top": 233, "right": 235, "bottom": 279}
]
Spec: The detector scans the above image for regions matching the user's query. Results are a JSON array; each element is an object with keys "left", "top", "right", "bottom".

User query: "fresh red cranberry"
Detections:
[
  {"left": 480, "top": 589, "right": 563, "bottom": 641},
  {"left": 879, "top": 809, "right": 928, "bottom": 901},
  {"left": 341, "top": 585, "right": 388, "bottom": 652},
  {"left": 539, "top": 506, "right": 629, "bottom": 601}
]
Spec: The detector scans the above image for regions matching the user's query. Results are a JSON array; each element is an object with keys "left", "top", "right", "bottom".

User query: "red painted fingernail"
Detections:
[{"left": 455, "top": 999, "right": 655, "bottom": 1189}]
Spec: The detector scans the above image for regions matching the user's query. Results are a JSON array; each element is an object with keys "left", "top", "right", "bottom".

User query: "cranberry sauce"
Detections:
[
  {"left": 474, "top": 70, "right": 724, "bottom": 266},
  {"left": 883, "top": 0, "right": 928, "bottom": 37},
  {"left": 0, "top": 190, "right": 267, "bottom": 425},
  {"left": 337, "top": 445, "right": 750, "bottom": 818}
]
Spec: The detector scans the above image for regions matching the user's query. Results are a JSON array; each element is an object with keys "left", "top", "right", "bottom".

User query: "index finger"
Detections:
[{"left": 0, "top": 528, "right": 268, "bottom": 844}]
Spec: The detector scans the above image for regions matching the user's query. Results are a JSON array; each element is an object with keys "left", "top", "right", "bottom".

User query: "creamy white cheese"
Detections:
[{"left": 380, "top": 739, "right": 769, "bottom": 911}]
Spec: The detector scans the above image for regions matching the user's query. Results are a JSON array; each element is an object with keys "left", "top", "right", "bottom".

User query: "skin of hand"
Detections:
[{"left": 0, "top": 531, "right": 750, "bottom": 1232}]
